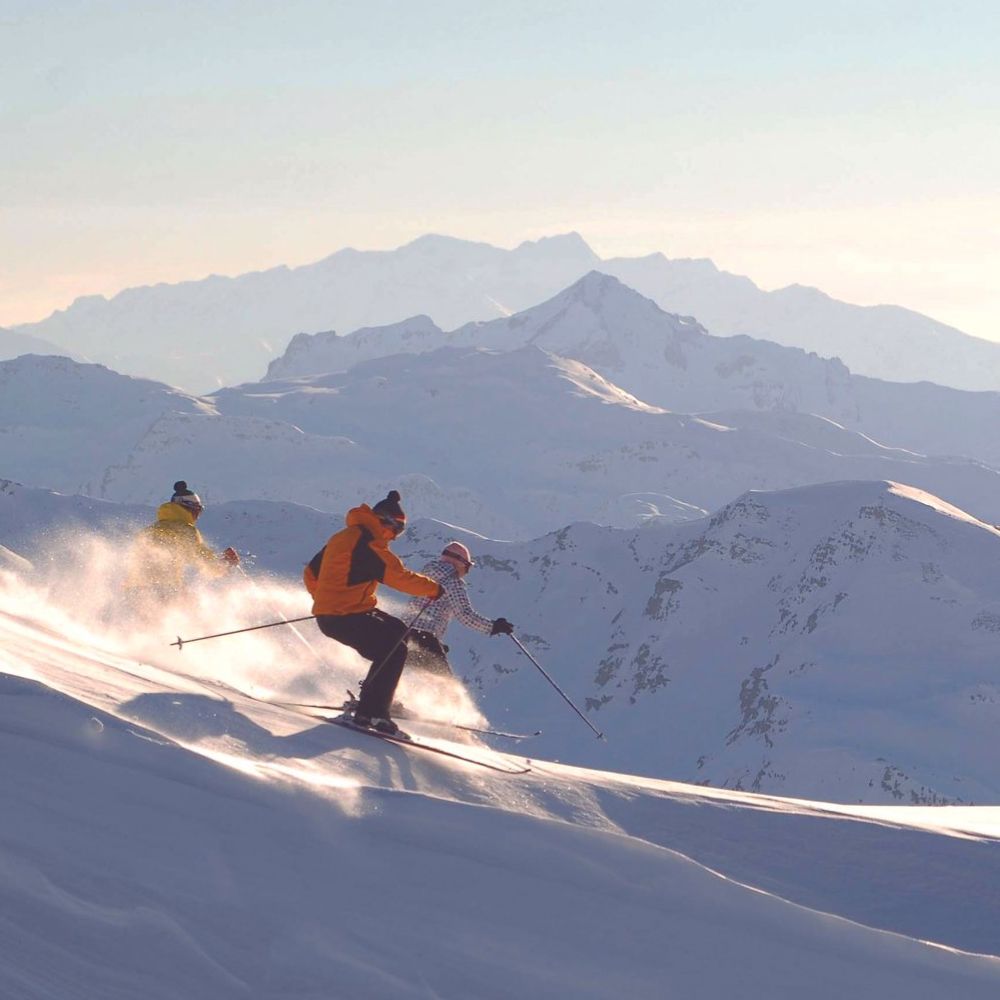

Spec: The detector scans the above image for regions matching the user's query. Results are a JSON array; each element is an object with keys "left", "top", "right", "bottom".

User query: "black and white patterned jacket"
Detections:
[{"left": 403, "top": 558, "right": 493, "bottom": 639}]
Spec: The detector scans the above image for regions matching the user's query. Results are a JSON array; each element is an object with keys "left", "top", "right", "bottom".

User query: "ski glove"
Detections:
[
  {"left": 490, "top": 617, "right": 514, "bottom": 636},
  {"left": 222, "top": 547, "right": 240, "bottom": 566}
]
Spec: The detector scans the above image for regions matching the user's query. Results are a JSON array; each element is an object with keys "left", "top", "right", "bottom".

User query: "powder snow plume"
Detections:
[{"left": 0, "top": 528, "right": 486, "bottom": 728}]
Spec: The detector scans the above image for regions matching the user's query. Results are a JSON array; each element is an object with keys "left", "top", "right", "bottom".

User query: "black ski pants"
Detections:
[{"left": 317, "top": 609, "right": 409, "bottom": 719}]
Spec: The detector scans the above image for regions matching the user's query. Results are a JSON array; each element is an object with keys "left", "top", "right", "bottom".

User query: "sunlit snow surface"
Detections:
[{"left": 1, "top": 557, "right": 999, "bottom": 999}]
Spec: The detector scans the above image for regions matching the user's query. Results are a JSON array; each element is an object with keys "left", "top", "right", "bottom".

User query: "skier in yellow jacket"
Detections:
[
  {"left": 304, "top": 490, "right": 441, "bottom": 734},
  {"left": 127, "top": 481, "right": 240, "bottom": 602}
]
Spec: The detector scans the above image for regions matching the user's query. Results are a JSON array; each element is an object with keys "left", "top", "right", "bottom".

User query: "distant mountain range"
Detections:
[
  {"left": 0, "top": 326, "right": 78, "bottom": 364},
  {"left": 600, "top": 253, "right": 1000, "bottom": 391},
  {"left": 8, "top": 234, "right": 599, "bottom": 391},
  {"left": 10, "top": 233, "right": 1000, "bottom": 392}
]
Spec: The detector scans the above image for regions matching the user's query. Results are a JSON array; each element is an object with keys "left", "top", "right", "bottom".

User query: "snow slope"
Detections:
[
  {"left": 8, "top": 347, "right": 1000, "bottom": 540},
  {"left": 1, "top": 555, "right": 999, "bottom": 998}
]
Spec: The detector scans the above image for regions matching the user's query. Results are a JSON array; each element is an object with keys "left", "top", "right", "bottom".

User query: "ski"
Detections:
[
  {"left": 418, "top": 718, "right": 541, "bottom": 742},
  {"left": 327, "top": 716, "right": 531, "bottom": 774},
  {"left": 273, "top": 697, "right": 541, "bottom": 742},
  {"left": 116, "top": 666, "right": 538, "bottom": 748}
]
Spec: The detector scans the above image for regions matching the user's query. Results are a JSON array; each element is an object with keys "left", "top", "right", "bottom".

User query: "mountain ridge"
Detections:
[
  {"left": 267, "top": 271, "right": 1000, "bottom": 470},
  {"left": 8, "top": 347, "right": 1000, "bottom": 540},
  {"left": 13, "top": 232, "right": 997, "bottom": 393}
]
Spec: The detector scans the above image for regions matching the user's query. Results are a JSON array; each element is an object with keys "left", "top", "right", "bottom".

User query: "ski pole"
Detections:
[
  {"left": 236, "top": 564, "right": 330, "bottom": 669},
  {"left": 170, "top": 616, "right": 317, "bottom": 650},
  {"left": 363, "top": 598, "right": 434, "bottom": 685},
  {"left": 507, "top": 633, "right": 606, "bottom": 740}
]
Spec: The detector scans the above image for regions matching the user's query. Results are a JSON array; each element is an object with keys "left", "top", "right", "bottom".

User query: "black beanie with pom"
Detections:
[
  {"left": 170, "top": 480, "right": 204, "bottom": 514},
  {"left": 372, "top": 490, "right": 405, "bottom": 522}
]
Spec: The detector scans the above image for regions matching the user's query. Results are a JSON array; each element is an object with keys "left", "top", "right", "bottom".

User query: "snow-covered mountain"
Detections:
[
  {"left": 0, "top": 479, "right": 150, "bottom": 550},
  {"left": 267, "top": 272, "right": 1000, "bottom": 469},
  {"left": 11, "top": 234, "right": 599, "bottom": 392},
  {"left": 10, "top": 349, "right": 1000, "bottom": 539},
  {"left": 14, "top": 232, "right": 997, "bottom": 393},
  {"left": 265, "top": 314, "right": 445, "bottom": 380},
  {"left": 3, "top": 593, "right": 1000, "bottom": 996},
  {"left": 0, "top": 355, "right": 214, "bottom": 497},
  {"left": 397, "top": 480, "right": 1000, "bottom": 804},
  {"left": 5, "top": 477, "right": 1000, "bottom": 807},
  {"left": 225, "top": 345, "right": 1000, "bottom": 531},
  {"left": 602, "top": 252, "right": 1000, "bottom": 391}
]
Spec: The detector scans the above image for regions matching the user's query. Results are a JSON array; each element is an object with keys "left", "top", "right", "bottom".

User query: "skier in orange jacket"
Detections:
[{"left": 304, "top": 490, "right": 441, "bottom": 733}]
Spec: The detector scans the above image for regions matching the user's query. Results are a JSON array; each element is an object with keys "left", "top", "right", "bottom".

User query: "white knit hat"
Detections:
[{"left": 442, "top": 541, "right": 474, "bottom": 567}]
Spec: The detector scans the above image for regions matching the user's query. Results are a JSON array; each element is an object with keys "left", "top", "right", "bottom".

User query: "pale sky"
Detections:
[{"left": 2, "top": 0, "right": 998, "bottom": 340}]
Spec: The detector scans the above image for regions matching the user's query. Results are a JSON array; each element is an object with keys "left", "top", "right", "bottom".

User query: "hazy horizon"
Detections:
[{"left": 4, "top": 1, "right": 998, "bottom": 342}]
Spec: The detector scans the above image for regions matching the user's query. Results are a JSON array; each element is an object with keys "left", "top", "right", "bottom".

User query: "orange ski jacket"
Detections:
[{"left": 304, "top": 504, "right": 442, "bottom": 616}]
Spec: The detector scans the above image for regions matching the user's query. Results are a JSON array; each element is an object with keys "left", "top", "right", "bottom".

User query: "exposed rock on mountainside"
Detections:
[{"left": 398, "top": 481, "right": 1000, "bottom": 803}]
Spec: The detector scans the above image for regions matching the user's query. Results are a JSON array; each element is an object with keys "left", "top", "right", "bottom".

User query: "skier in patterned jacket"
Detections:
[{"left": 402, "top": 541, "right": 514, "bottom": 678}]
